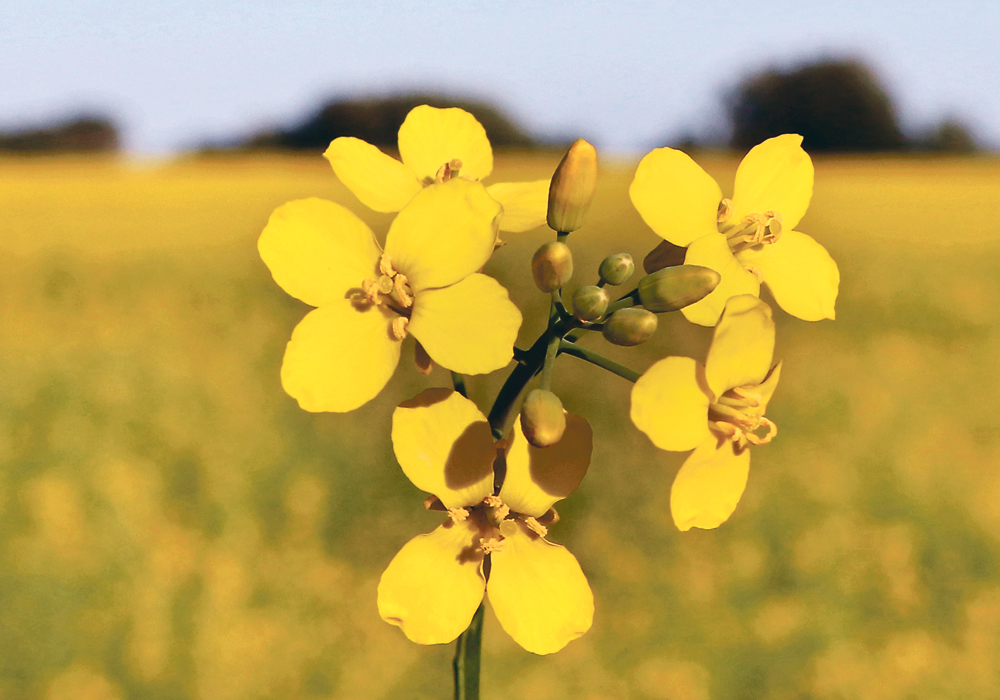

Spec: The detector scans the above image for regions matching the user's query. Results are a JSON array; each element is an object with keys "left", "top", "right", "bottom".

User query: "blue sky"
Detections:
[{"left": 2, "top": 0, "right": 998, "bottom": 154}]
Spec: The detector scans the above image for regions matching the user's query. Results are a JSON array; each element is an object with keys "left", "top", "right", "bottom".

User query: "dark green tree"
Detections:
[{"left": 728, "top": 60, "right": 905, "bottom": 152}]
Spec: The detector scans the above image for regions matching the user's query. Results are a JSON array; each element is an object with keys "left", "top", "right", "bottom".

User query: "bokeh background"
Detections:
[{"left": 3, "top": 2, "right": 1000, "bottom": 699}]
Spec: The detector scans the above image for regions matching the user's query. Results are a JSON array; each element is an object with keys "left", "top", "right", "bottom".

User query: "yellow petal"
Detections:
[
  {"left": 729, "top": 134, "right": 813, "bottom": 231},
  {"left": 409, "top": 274, "right": 521, "bottom": 375},
  {"left": 629, "top": 147, "right": 722, "bottom": 246},
  {"left": 258, "top": 198, "right": 381, "bottom": 307},
  {"left": 705, "top": 295, "right": 775, "bottom": 398},
  {"left": 501, "top": 412, "right": 592, "bottom": 517},
  {"left": 384, "top": 178, "right": 501, "bottom": 292},
  {"left": 681, "top": 233, "right": 761, "bottom": 327},
  {"left": 738, "top": 230, "right": 839, "bottom": 321},
  {"left": 671, "top": 438, "right": 751, "bottom": 531},
  {"left": 487, "top": 521, "right": 593, "bottom": 655},
  {"left": 280, "top": 302, "right": 399, "bottom": 413},
  {"left": 756, "top": 361, "right": 783, "bottom": 411},
  {"left": 630, "top": 357, "right": 711, "bottom": 451},
  {"left": 324, "top": 137, "right": 422, "bottom": 213},
  {"left": 377, "top": 519, "right": 486, "bottom": 645},
  {"left": 397, "top": 105, "right": 493, "bottom": 183},
  {"left": 486, "top": 180, "right": 549, "bottom": 232},
  {"left": 391, "top": 389, "right": 496, "bottom": 509}
]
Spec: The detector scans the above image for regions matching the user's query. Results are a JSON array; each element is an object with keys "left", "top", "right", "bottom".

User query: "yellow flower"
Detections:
[
  {"left": 258, "top": 178, "right": 522, "bottom": 413},
  {"left": 630, "top": 295, "right": 781, "bottom": 531},
  {"left": 324, "top": 104, "right": 549, "bottom": 233},
  {"left": 629, "top": 134, "right": 840, "bottom": 326},
  {"left": 378, "top": 388, "right": 594, "bottom": 655}
]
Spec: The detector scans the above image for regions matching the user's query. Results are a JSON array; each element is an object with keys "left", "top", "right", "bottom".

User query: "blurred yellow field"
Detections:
[{"left": 2, "top": 153, "right": 1000, "bottom": 699}]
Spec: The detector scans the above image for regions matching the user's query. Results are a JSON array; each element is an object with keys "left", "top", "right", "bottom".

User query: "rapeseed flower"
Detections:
[
  {"left": 378, "top": 388, "right": 594, "bottom": 655},
  {"left": 630, "top": 134, "right": 839, "bottom": 326},
  {"left": 258, "top": 178, "right": 521, "bottom": 413},
  {"left": 630, "top": 295, "right": 781, "bottom": 531},
  {"left": 325, "top": 104, "right": 549, "bottom": 232}
]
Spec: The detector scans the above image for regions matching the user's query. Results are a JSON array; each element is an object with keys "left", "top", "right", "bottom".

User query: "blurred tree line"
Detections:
[
  {"left": 726, "top": 59, "right": 977, "bottom": 153},
  {"left": 0, "top": 115, "right": 119, "bottom": 153}
]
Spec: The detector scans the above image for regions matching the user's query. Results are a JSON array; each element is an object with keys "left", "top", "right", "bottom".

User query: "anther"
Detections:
[
  {"left": 745, "top": 417, "right": 778, "bottom": 446},
  {"left": 393, "top": 274, "right": 413, "bottom": 308},
  {"left": 483, "top": 495, "right": 504, "bottom": 508},
  {"left": 361, "top": 278, "right": 382, "bottom": 305},
  {"left": 379, "top": 254, "right": 395, "bottom": 277},
  {"left": 447, "top": 507, "right": 469, "bottom": 523},
  {"left": 392, "top": 316, "right": 409, "bottom": 340},
  {"left": 489, "top": 502, "right": 510, "bottom": 526},
  {"left": 522, "top": 516, "right": 548, "bottom": 537},
  {"left": 479, "top": 537, "right": 504, "bottom": 554},
  {"left": 717, "top": 198, "right": 732, "bottom": 223}
]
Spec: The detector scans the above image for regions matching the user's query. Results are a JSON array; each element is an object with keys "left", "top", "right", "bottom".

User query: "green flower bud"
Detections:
[
  {"left": 520, "top": 389, "right": 567, "bottom": 447},
  {"left": 637, "top": 265, "right": 721, "bottom": 313},
  {"left": 642, "top": 239, "right": 687, "bottom": 274},
  {"left": 547, "top": 139, "right": 597, "bottom": 233},
  {"left": 531, "top": 241, "right": 574, "bottom": 293},
  {"left": 598, "top": 253, "right": 634, "bottom": 286},
  {"left": 571, "top": 285, "right": 609, "bottom": 322},
  {"left": 602, "top": 308, "right": 658, "bottom": 347}
]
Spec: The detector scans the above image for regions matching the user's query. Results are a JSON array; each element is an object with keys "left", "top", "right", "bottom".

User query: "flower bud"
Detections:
[
  {"left": 531, "top": 241, "right": 574, "bottom": 292},
  {"left": 598, "top": 253, "right": 634, "bottom": 286},
  {"left": 571, "top": 285, "right": 609, "bottom": 322},
  {"left": 637, "top": 265, "right": 721, "bottom": 313},
  {"left": 642, "top": 239, "right": 687, "bottom": 274},
  {"left": 602, "top": 308, "right": 658, "bottom": 347},
  {"left": 547, "top": 139, "right": 597, "bottom": 233},
  {"left": 520, "top": 389, "right": 567, "bottom": 447}
]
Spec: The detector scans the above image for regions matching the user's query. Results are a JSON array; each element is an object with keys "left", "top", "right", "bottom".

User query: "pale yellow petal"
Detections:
[
  {"left": 681, "top": 233, "right": 761, "bottom": 327},
  {"left": 671, "top": 438, "right": 751, "bottom": 531},
  {"left": 384, "top": 178, "right": 501, "bottom": 292},
  {"left": 756, "top": 361, "right": 782, "bottom": 411},
  {"left": 630, "top": 357, "right": 711, "bottom": 451},
  {"left": 397, "top": 105, "right": 493, "bottom": 183},
  {"left": 280, "top": 302, "right": 399, "bottom": 413},
  {"left": 488, "top": 521, "right": 593, "bottom": 655},
  {"left": 409, "top": 274, "right": 521, "bottom": 375},
  {"left": 729, "top": 134, "right": 813, "bottom": 231},
  {"left": 324, "top": 137, "right": 422, "bottom": 213},
  {"left": 391, "top": 389, "right": 496, "bottom": 509},
  {"left": 377, "top": 519, "right": 486, "bottom": 645},
  {"left": 737, "top": 230, "right": 839, "bottom": 321},
  {"left": 705, "top": 295, "right": 775, "bottom": 398},
  {"left": 500, "top": 413, "right": 592, "bottom": 517},
  {"left": 629, "top": 147, "right": 722, "bottom": 246},
  {"left": 258, "top": 198, "right": 381, "bottom": 307},
  {"left": 486, "top": 180, "right": 549, "bottom": 232}
]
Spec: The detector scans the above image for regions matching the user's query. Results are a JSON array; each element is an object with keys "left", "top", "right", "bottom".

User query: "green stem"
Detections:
[
  {"left": 558, "top": 339, "right": 641, "bottom": 383},
  {"left": 539, "top": 334, "right": 561, "bottom": 391},
  {"left": 453, "top": 604, "right": 485, "bottom": 700},
  {"left": 605, "top": 288, "right": 640, "bottom": 315}
]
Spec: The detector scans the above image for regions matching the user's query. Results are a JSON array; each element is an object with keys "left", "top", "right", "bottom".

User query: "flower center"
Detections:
[
  {"left": 717, "top": 198, "right": 783, "bottom": 255},
  {"left": 357, "top": 254, "right": 414, "bottom": 339},
  {"left": 447, "top": 495, "right": 549, "bottom": 555},
  {"left": 423, "top": 158, "right": 464, "bottom": 185},
  {"left": 707, "top": 383, "right": 777, "bottom": 452}
]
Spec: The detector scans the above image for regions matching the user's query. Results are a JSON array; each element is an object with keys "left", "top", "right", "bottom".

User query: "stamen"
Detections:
[
  {"left": 489, "top": 502, "right": 510, "bottom": 526},
  {"left": 379, "top": 254, "right": 395, "bottom": 277},
  {"left": 717, "top": 198, "right": 732, "bottom": 223},
  {"left": 447, "top": 507, "right": 469, "bottom": 523},
  {"left": 479, "top": 537, "right": 504, "bottom": 554},
  {"left": 745, "top": 417, "right": 778, "bottom": 446},
  {"left": 522, "top": 516, "right": 548, "bottom": 537},
  {"left": 361, "top": 278, "right": 382, "bottom": 305},
  {"left": 483, "top": 495, "right": 504, "bottom": 508},
  {"left": 392, "top": 316, "right": 409, "bottom": 340},
  {"left": 393, "top": 274, "right": 413, "bottom": 308}
]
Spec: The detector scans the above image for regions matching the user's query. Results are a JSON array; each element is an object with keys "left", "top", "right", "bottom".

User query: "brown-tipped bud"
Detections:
[
  {"left": 602, "top": 308, "right": 658, "bottom": 346},
  {"left": 520, "top": 389, "right": 567, "bottom": 448},
  {"left": 598, "top": 253, "right": 634, "bottom": 286},
  {"left": 572, "top": 285, "right": 609, "bottom": 322},
  {"left": 637, "top": 265, "right": 721, "bottom": 313},
  {"left": 547, "top": 139, "right": 597, "bottom": 233},
  {"left": 642, "top": 239, "right": 688, "bottom": 274},
  {"left": 531, "top": 241, "right": 574, "bottom": 292}
]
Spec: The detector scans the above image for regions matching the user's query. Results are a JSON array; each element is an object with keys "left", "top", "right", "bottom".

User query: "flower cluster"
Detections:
[{"left": 257, "top": 104, "right": 839, "bottom": 663}]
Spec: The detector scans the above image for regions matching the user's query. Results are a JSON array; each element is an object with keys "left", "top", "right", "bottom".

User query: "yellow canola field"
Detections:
[{"left": 2, "top": 153, "right": 1000, "bottom": 700}]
